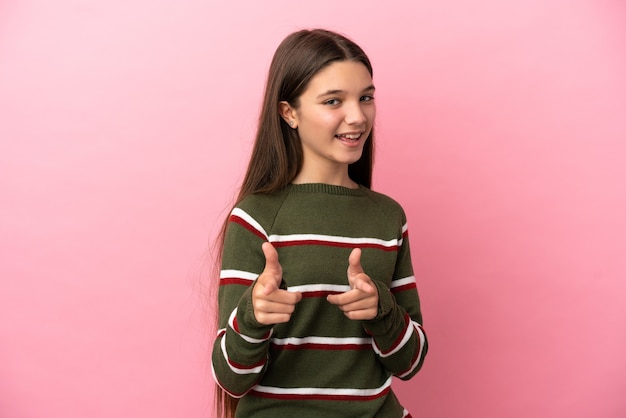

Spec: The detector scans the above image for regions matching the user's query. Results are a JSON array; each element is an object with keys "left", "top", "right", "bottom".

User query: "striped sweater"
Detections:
[{"left": 212, "top": 183, "right": 428, "bottom": 417}]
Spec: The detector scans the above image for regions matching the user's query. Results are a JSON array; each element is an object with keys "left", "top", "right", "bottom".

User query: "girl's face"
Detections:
[{"left": 281, "top": 60, "right": 376, "bottom": 185}]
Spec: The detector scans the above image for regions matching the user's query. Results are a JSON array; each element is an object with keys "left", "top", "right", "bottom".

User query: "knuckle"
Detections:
[{"left": 255, "top": 300, "right": 268, "bottom": 311}]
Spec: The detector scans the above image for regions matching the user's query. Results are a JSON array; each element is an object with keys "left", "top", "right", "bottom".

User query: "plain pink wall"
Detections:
[{"left": 1, "top": 1, "right": 625, "bottom": 417}]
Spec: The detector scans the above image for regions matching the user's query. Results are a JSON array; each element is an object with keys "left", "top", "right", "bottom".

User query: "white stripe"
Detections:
[
  {"left": 287, "top": 283, "right": 351, "bottom": 293},
  {"left": 220, "top": 334, "right": 265, "bottom": 375},
  {"left": 397, "top": 323, "right": 426, "bottom": 379},
  {"left": 403, "top": 409, "right": 410, "bottom": 417},
  {"left": 269, "top": 233, "right": 399, "bottom": 248},
  {"left": 391, "top": 276, "right": 416, "bottom": 289},
  {"left": 372, "top": 319, "right": 414, "bottom": 358},
  {"left": 271, "top": 336, "right": 371, "bottom": 346},
  {"left": 228, "top": 308, "right": 273, "bottom": 344},
  {"left": 398, "top": 222, "right": 409, "bottom": 247},
  {"left": 220, "top": 269, "right": 259, "bottom": 282},
  {"left": 231, "top": 208, "right": 268, "bottom": 238},
  {"left": 253, "top": 376, "right": 392, "bottom": 397}
]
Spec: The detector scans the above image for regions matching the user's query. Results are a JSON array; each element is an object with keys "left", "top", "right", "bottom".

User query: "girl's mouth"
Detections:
[{"left": 335, "top": 133, "right": 362, "bottom": 143}]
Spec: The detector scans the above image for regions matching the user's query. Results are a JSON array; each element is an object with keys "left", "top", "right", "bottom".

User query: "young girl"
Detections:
[{"left": 211, "top": 29, "right": 428, "bottom": 418}]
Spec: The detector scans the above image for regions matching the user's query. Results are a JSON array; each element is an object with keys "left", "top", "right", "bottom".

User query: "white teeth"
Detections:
[{"left": 338, "top": 133, "right": 361, "bottom": 140}]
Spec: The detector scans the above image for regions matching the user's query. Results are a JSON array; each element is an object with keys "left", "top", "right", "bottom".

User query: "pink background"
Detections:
[{"left": 1, "top": 1, "right": 625, "bottom": 417}]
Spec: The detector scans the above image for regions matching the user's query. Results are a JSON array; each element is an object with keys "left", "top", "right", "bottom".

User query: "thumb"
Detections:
[
  {"left": 347, "top": 248, "right": 365, "bottom": 279},
  {"left": 261, "top": 242, "right": 282, "bottom": 293},
  {"left": 348, "top": 249, "right": 375, "bottom": 293}
]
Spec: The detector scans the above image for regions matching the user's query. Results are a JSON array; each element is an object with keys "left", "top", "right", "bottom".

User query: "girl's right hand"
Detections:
[{"left": 252, "top": 242, "right": 302, "bottom": 325}]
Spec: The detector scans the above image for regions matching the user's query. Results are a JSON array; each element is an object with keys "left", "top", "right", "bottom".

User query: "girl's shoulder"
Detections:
[
  {"left": 236, "top": 189, "right": 290, "bottom": 210},
  {"left": 362, "top": 187, "right": 407, "bottom": 218},
  {"left": 233, "top": 189, "right": 291, "bottom": 227}
]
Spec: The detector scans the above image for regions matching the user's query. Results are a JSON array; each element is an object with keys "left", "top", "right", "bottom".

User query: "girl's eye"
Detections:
[
  {"left": 360, "top": 95, "right": 374, "bottom": 102},
  {"left": 324, "top": 99, "right": 340, "bottom": 105}
]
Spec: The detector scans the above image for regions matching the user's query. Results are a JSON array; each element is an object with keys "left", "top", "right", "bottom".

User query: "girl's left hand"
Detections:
[{"left": 327, "top": 248, "right": 379, "bottom": 320}]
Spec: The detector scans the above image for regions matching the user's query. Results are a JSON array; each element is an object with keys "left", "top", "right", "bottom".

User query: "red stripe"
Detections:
[
  {"left": 398, "top": 324, "right": 425, "bottom": 376},
  {"left": 215, "top": 330, "right": 265, "bottom": 378},
  {"left": 250, "top": 386, "right": 390, "bottom": 401},
  {"left": 390, "top": 283, "right": 416, "bottom": 294},
  {"left": 232, "top": 316, "right": 240, "bottom": 333},
  {"left": 228, "top": 357, "right": 266, "bottom": 371},
  {"left": 273, "top": 240, "right": 398, "bottom": 252},
  {"left": 229, "top": 215, "right": 267, "bottom": 240},
  {"left": 301, "top": 290, "right": 343, "bottom": 298},
  {"left": 232, "top": 317, "right": 271, "bottom": 340},
  {"left": 271, "top": 343, "right": 371, "bottom": 351},
  {"left": 375, "top": 312, "right": 410, "bottom": 355},
  {"left": 220, "top": 278, "right": 254, "bottom": 287},
  {"left": 399, "top": 348, "right": 422, "bottom": 377}
]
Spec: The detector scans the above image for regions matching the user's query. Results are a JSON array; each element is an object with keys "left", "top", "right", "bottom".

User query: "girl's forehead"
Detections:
[{"left": 305, "top": 61, "right": 373, "bottom": 93}]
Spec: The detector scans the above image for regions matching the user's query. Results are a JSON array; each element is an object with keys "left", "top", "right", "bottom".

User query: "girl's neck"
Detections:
[{"left": 291, "top": 168, "right": 358, "bottom": 189}]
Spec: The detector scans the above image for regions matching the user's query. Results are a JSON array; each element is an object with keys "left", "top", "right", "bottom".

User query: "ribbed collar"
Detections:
[{"left": 287, "top": 183, "right": 368, "bottom": 196}]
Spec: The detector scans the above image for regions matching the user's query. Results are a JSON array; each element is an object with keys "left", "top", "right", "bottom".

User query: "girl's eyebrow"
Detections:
[{"left": 316, "top": 85, "right": 376, "bottom": 99}]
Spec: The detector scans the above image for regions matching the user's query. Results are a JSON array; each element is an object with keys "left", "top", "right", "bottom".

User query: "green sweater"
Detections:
[{"left": 212, "top": 183, "right": 428, "bottom": 417}]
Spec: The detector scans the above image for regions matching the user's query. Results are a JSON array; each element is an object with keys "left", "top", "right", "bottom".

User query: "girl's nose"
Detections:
[{"left": 345, "top": 101, "right": 367, "bottom": 126}]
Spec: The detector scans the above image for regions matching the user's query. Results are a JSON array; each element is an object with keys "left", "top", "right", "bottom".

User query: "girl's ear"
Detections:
[{"left": 279, "top": 101, "right": 298, "bottom": 129}]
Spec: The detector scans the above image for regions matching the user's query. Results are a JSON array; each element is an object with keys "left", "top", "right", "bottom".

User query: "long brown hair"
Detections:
[{"left": 214, "top": 28, "right": 375, "bottom": 418}]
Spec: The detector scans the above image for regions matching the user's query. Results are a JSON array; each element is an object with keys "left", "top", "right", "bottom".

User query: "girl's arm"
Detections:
[
  {"left": 211, "top": 214, "right": 274, "bottom": 398},
  {"left": 364, "top": 223, "right": 428, "bottom": 380},
  {"left": 327, "top": 220, "right": 428, "bottom": 379}
]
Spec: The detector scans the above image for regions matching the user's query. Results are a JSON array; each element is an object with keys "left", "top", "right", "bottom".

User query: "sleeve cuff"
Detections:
[
  {"left": 234, "top": 284, "right": 274, "bottom": 340},
  {"left": 362, "top": 279, "right": 397, "bottom": 336}
]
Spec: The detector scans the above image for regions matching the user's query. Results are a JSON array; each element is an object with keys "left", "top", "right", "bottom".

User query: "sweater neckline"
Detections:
[{"left": 287, "top": 183, "right": 368, "bottom": 196}]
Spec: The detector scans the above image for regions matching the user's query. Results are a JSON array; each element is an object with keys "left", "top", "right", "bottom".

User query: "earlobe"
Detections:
[{"left": 279, "top": 101, "right": 298, "bottom": 129}]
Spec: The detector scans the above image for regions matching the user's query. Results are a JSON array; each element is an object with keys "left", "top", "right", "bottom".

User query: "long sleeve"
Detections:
[
  {"left": 211, "top": 209, "right": 274, "bottom": 398},
  {"left": 363, "top": 220, "right": 428, "bottom": 380}
]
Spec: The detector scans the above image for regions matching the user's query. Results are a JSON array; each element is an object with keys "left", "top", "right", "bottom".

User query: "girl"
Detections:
[{"left": 212, "top": 29, "right": 428, "bottom": 418}]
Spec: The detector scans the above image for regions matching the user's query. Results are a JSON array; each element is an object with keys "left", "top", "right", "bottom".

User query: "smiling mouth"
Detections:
[{"left": 335, "top": 133, "right": 362, "bottom": 142}]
